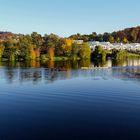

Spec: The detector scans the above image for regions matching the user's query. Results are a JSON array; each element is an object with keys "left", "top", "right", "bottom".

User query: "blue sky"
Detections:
[{"left": 0, "top": 0, "right": 140, "bottom": 36}]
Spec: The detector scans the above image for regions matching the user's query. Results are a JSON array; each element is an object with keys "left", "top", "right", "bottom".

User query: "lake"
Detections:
[{"left": 0, "top": 58, "right": 140, "bottom": 140}]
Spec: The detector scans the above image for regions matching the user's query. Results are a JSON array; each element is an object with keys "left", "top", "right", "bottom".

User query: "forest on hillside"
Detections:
[{"left": 69, "top": 26, "right": 140, "bottom": 43}]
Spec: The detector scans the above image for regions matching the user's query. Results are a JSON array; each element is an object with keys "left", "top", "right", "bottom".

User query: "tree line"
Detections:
[
  {"left": 0, "top": 33, "right": 91, "bottom": 61},
  {"left": 0, "top": 25, "right": 140, "bottom": 62}
]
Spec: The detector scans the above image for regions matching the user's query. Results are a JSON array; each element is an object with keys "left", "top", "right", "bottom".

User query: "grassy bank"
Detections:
[
  {"left": 127, "top": 53, "right": 140, "bottom": 58},
  {"left": 41, "top": 55, "right": 81, "bottom": 61}
]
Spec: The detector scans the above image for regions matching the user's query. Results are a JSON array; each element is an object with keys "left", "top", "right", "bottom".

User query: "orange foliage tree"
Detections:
[
  {"left": 35, "top": 48, "right": 40, "bottom": 59},
  {"left": 47, "top": 47, "right": 54, "bottom": 60}
]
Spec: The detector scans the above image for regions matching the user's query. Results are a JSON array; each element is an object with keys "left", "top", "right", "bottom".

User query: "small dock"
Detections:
[{"left": 81, "top": 66, "right": 110, "bottom": 70}]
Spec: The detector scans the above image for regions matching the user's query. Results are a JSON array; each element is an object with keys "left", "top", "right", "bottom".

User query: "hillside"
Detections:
[
  {"left": 0, "top": 32, "right": 13, "bottom": 40},
  {"left": 69, "top": 26, "right": 140, "bottom": 43},
  {"left": 112, "top": 26, "right": 140, "bottom": 43}
]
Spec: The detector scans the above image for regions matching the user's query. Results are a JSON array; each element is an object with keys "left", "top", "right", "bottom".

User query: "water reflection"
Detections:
[
  {"left": 1, "top": 59, "right": 140, "bottom": 140},
  {"left": 1, "top": 58, "right": 140, "bottom": 69},
  {"left": 0, "top": 58, "right": 140, "bottom": 84}
]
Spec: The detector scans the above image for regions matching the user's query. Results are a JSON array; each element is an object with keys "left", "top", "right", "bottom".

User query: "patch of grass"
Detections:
[
  {"left": 1, "top": 58, "right": 9, "bottom": 62},
  {"left": 54, "top": 57, "right": 69, "bottom": 61},
  {"left": 127, "top": 53, "right": 140, "bottom": 58}
]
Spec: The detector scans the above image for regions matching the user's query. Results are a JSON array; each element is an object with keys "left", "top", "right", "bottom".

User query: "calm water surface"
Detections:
[{"left": 0, "top": 59, "right": 140, "bottom": 140}]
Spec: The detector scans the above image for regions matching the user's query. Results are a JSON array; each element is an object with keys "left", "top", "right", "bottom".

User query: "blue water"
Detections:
[{"left": 0, "top": 64, "right": 140, "bottom": 140}]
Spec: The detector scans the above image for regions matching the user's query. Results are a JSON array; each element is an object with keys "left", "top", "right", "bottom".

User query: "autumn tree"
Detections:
[
  {"left": 116, "top": 37, "right": 121, "bottom": 43},
  {"left": 29, "top": 45, "right": 36, "bottom": 60},
  {"left": 61, "top": 39, "right": 73, "bottom": 56},
  {"left": 123, "top": 37, "right": 129, "bottom": 44},
  {"left": 47, "top": 47, "right": 54, "bottom": 60},
  {"left": 108, "top": 35, "right": 115, "bottom": 43}
]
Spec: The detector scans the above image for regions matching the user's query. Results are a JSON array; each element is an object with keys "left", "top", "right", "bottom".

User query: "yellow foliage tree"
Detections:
[
  {"left": 61, "top": 39, "right": 73, "bottom": 56},
  {"left": 29, "top": 45, "right": 36, "bottom": 60},
  {"left": 123, "top": 37, "right": 128, "bottom": 44}
]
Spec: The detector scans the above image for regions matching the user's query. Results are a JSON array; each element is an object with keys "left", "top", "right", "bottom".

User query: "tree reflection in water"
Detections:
[{"left": 0, "top": 58, "right": 140, "bottom": 84}]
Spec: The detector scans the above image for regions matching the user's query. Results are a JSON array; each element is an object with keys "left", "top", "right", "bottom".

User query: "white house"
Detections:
[{"left": 88, "top": 41, "right": 140, "bottom": 51}]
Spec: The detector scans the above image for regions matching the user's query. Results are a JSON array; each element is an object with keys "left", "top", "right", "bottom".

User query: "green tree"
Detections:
[
  {"left": 3, "top": 38, "right": 19, "bottom": 61},
  {"left": 79, "top": 43, "right": 91, "bottom": 59},
  {"left": 31, "top": 32, "right": 43, "bottom": 48},
  {"left": 92, "top": 46, "right": 106, "bottom": 60},
  {"left": 0, "top": 41, "right": 5, "bottom": 58},
  {"left": 43, "top": 34, "right": 60, "bottom": 57},
  {"left": 18, "top": 35, "right": 33, "bottom": 60},
  {"left": 112, "top": 49, "right": 127, "bottom": 60}
]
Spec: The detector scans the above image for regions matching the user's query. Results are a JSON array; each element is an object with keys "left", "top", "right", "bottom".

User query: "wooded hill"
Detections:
[{"left": 69, "top": 26, "right": 140, "bottom": 43}]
